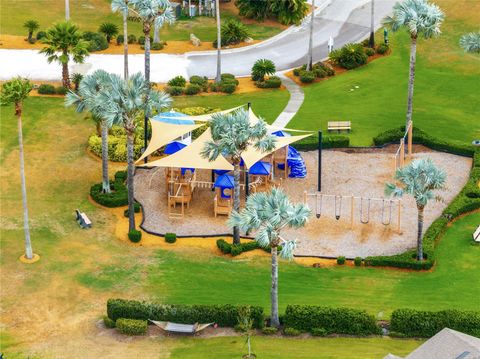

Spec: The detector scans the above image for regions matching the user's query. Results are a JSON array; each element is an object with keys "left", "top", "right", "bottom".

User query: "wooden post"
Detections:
[
  {"left": 350, "top": 196, "right": 355, "bottom": 229},
  {"left": 400, "top": 138, "right": 405, "bottom": 167},
  {"left": 397, "top": 200, "right": 402, "bottom": 234},
  {"left": 407, "top": 121, "right": 413, "bottom": 158}
]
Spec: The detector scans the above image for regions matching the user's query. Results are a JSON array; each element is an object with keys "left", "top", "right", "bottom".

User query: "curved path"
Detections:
[
  {"left": 272, "top": 73, "right": 305, "bottom": 128},
  {"left": 0, "top": 0, "right": 395, "bottom": 82}
]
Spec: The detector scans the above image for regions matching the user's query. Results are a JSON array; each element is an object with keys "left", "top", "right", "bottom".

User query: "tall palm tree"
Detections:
[
  {"left": 65, "top": 70, "right": 118, "bottom": 193},
  {"left": 0, "top": 78, "right": 35, "bottom": 260},
  {"left": 131, "top": 0, "right": 175, "bottom": 162},
  {"left": 369, "top": 0, "right": 375, "bottom": 48},
  {"left": 201, "top": 108, "right": 276, "bottom": 245},
  {"left": 230, "top": 188, "right": 310, "bottom": 327},
  {"left": 40, "top": 21, "right": 89, "bottom": 88},
  {"left": 95, "top": 72, "right": 171, "bottom": 231},
  {"left": 215, "top": 0, "right": 222, "bottom": 83},
  {"left": 65, "top": 0, "right": 70, "bottom": 20},
  {"left": 307, "top": 0, "right": 315, "bottom": 71},
  {"left": 383, "top": 0, "right": 444, "bottom": 129},
  {"left": 111, "top": 0, "right": 132, "bottom": 79},
  {"left": 385, "top": 158, "right": 446, "bottom": 261}
]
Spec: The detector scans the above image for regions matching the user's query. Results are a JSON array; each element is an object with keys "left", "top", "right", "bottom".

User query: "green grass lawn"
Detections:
[
  {"left": 290, "top": 0, "right": 480, "bottom": 146},
  {"left": 0, "top": 0, "right": 282, "bottom": 41}
]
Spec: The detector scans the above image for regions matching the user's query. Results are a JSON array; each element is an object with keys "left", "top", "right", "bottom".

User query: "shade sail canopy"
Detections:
[
  {"left": 153, "top": 110, "right": 194, "bottom": 124},
  {"left": 241, "top": 134, "right": 312, "bottom": 169},
  {"left": 214, "top": 174, "right": 234, "bottom": 188},
  {"left": 164, "top": 141, "right": 186, "bottom": 154},
  {"left": 249, "top": 161, "right": 272, "bottom": 175},
  {"left": 141, "top": 129, "right": 234, "bottom": 171},
  {"left": 135, "top": 120, "right": 203, "bottom": 164},
  {"left": 187, "top": 106, "right": 243, "bottom": 122}
]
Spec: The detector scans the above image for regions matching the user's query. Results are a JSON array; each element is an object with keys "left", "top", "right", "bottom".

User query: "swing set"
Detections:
[{"left": 303, "top": 192, "right": 402, "bottom": 233}]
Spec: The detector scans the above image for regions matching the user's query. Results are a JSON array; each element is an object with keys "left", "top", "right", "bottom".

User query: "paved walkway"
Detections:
[{"left": 272, "top": 73, "right": 304, "bottom": 128}]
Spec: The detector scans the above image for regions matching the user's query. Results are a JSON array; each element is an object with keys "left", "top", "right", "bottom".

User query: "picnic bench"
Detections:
[
  {"left": 75, "top": 209, "right": 92, "bottom": 229},
  {"left": 328, "top": 121, "right": 351, "bottom": 132}
]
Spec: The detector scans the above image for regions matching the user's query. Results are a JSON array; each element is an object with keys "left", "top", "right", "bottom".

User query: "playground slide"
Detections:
[{"left": 278, "top": 146, "right": 307, "bottom": 178}]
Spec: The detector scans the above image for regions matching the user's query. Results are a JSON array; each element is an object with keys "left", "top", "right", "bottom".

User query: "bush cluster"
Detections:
[
  {"left": 337, "top": 256, "right": 346, "bottom": 265},
  {"left": 88, "top": 125, "right": 144, "bottom": 162},
  {"left": 236, "top": 0, "right": 308, "bottom": 25},
  {"left": 185, "top": 83, "right": 202, "bottom": 95},
  {"left": 218, "top": 19, "right": 250, "bottom": 46},
  {"left": 376, "top": 43, "right": 390, "bottom": 55},
  {"left": 82, "top": 31, "right": 109, "bottom": 52},
  {"left": 284, "top": 305, "right": 381, "bottom": 335},
  {"left": 217, "top": 239, "right": 259, "bottom": 256},
  {"left": 330, "top": 43, "right": 368, "bottom": 70},
  {"left": 107, "top": 298, "right": 264, "bottom": 328},
  {"left": 167, "top": 76, "right": 187, "bottom": 87},
  {"left": 128, "top": 229, "right": 142, "bottom": 243},
  {"left": 189, "top": 75, "right": 209, "bottom": 91},
  {"left": 209, "top": 74, "right": 239, "bottom": 94},
  {"left": 262, "top": 326, "right": 278, "bottom": 335},
  {"left": 299, "top": 70, "right": 315, "bottom": 83},
  {"left": 311, "top": 327, "right": 328, "bottom": 336},
  {"left": 391, "top": 309, "right": 480, "bottom": 338},
  {"left": 123, "top": 202, "right": 141, "bottom": 217},
  {"left": 116, "top": 318, "right": 148, "bottom": 335},
  {"left": 293, "top": 135, "right": 350, "bottom": 151},
  {"left": 38, "top": 84, "right": 56, "bottom": 95},
  {"left": 90, "top": 170, "right": 128, "bottom": 207},
  {"left": 36, "top": 31, "right": 47, "bottom": 40},
  {"left": 354, "top": 257, "right": 362, "bottom": 266},
  {"left": 283, "top": 327, "right": 301, "bottom": 336},
  {"left": 365, "top": 47, "right": 375, "bottom": 56},
  {"left": 55, "top": 86, "right": 68, "bottom": 95},
  {"left": 103, "top": 315, "right": 116, "bottom": 328},
  {"left": 255, "top": 76, "right": 282, "bottom": 89},
  {"left": 165, "top": 233, "right": 177, "bottom": 243}
]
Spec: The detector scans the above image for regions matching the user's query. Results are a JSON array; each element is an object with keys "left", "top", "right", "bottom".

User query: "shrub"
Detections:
[
  {"left": 262, "top": 326, "right": 278, "bottom": 335},
  {"left": 116, "top": 318, "right": 147, "bottom": 335},
  {"left": 311, "top": 327, "right": 328, "bottom": 337},
  {"left": 376, "top": 43, "right": 389, "bottom": 55},
  {"left": 71, "top": 73, "right": 83, "bottom": 91},
  {"left": 251, "top": 59, "right": 276, "bottom": 82},
  {"left": 221, "top": 73, "right": 238, "bottom": 83},
  {"left": 128, "top": 230, "right": 142, "bottom": 243},
  {"left": 354, "top": 257, "right": 362, "bottom": 267},
  {"left": 294, "top": 135, "right": 349, "bottom": 151},
  {"left": 284, "top": 305, "right": 381, "bottom": 335},
  {"left": 390, "top": 309, "right": 480, "bottom": 338},
  {"left": 138, "top": 35, "right": 152, "bottom": 45},
  {"left": 220, "top": 82, "right": 236, "bottom": 94},
  {"left": 165, "top": 233, "right": 177, "bottom": 244},
  {"left": 37, "top": 84, "right": 55, "bottom": 95},
  {"left": 55, "top": 86, "right": 68, "bottom": 95},
  {"left": 217, "top": 239, "right": 261, "bottom": 256},
  {"left": 185, "top": 84, "right": 202, "bottom": 95},
  {"left": 236, "top": 0, "right": 307, "bottom": 25},
  {"left": 103, "top": 315, "right": 116, "bottom": 328},
  {"left": 36, "top": 30, "right": 47, "bottom": 40},
  {"left": 255, "top": 77, "right": 282, "bottom": 89},
  {"left": 127, "top": 34, "right": 136, "bottom": 44},
  {"left": 284, "top": 327, "right": 301, "bottom": 336},
  {"left": 221, "top": 19, "right": 250, "bottom": 45},
  {"left": 82, "top": 31, "right": 109, "bottom": 52},
  {"left": 314, "top": 67, "right": 327, "bottom": 78},
  {"left": 107, "top": 299, "right": 265, "bottom": 328},
  {"left": 168, "top": 75, "right": 187, "bottom": 87},
  {"left": 151, "top": 42, "right": 163, "bottom": 51},
  {"left": 189, "top": 75, "right": 208, "bottom": 91},
  {"left": 99, "top": 22, "right": 119, "bottom": 43},
  {"left": 165, "top": 86, "right": 184, "bottom": 96},
  {"left": 299, "top": 70, "right": 315, "bottom": 83},
  {"left": 365, "top": 47, "right": 375, "bottom": 56},
  {"left": 90, "top": 171, "right": 128, "bottom": 207},
  {"left": 116, "top": 34, "right": 124, "bottom": 45},
  {"left": 123, "top": 202, "right": 141, "bottom": 217},
  {"left": 336, "top": 256, "right": 346, "bottom": 265},
  {"left": 329, "top": 43, "right": 368, "bottom": 69},
  {"left": 313, "top": 62, "right": 335, "bottom": 76},
  {"left": 28, "top": 38, "right": 36, "bottom": 44}
]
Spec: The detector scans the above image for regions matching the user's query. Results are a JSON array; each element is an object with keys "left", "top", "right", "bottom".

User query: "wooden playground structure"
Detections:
[{"left": 393, "top": 120, "right": 413, "bottom": 173}]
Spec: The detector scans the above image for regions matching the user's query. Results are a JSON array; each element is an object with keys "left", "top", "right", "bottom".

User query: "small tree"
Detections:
[
  {"left": 230, "top": 188, "right": 310, "bottom": 327},
  {"left": 99, "top": 22, "right": 120, "bottom": 43},
  {"left": 0, "top": 78, "right": 35, "bottom": 260},
  {"left": 40, "top": 21, "right": 89, "bottom": 88},
  {"left": 71, "top": 73, "right": 83, "bottom": 92},
  {"left": 23, "top": 20, "right": 40, "bottom": 42},
  {"left": 237, "top": 306, "right": 254, "bottom": 359},
  {"left": 221, "top": 19, "right": 250, "bottom": 45},
  {"left": 251, "top": 59, "right": 276, "bottom": 82},
  {"left": 460, "top": 32, "right": 480, "bottom": 53},
  {"left": 385, "top": 158, "right": 446, "bottom": 261},
  {"left": 201, "top": 108, "right": 276, "bottom": 245}
]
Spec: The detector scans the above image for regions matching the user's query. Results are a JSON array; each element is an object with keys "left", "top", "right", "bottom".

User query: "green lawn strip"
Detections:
[
  {"left": 168, "top": 336, "right": 422, "bottom": 359},
  {"left": 148, "top": 212, "right": 480, "bottom": 317}
]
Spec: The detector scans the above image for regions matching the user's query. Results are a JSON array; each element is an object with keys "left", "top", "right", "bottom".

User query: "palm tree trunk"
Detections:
[
  {"left": 215, "top": 0, "right": 222, "bottom": 83},
  {"left": 369, "top": 0, "right": 375, "bottom": 48},
  {"left": 123, "top": 7, "right": 129, "bottom": 79},
  {"left": 406, "top": 35, "right": 417, "bottom": 129},
  {"left": 416, "top": 205, "right": 424, "bottom": 261},
  {"left": 232, "top": 161, "right": 241, "bottom": 245},
  {"left": 101, "top": 120, "right": 111, "bottom": 193},
  {"left": 62, "top": 61, "right": 70, "bottom": 89},
  {"left": 28, "top": 31, "right": 33, "bottom": 42},
  {"left": 153, "top": 22, "right": 160, "bottom": 43},
  {"left": 307, "top": 0, "right": 315, "bottom": 71},
  {"left": 143, "top": 23, "right": 151, "bottom": 163},
  {"left": 65, "top": 0, "right": 70, "bottom": 20},
  {"left": 17, "top": 104, "right": 34, "bottom": 260},
  {"left": 270, "top": 244, "right": 280, "bottom": 327},
  {"left": 126, "top": 127, "right": 136, "bottom": 232}
]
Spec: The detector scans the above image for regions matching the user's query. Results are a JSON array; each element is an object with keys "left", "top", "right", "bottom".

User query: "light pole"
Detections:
[
  {"left": 369, "top": 0, "right": 375, "bottom": 48},
  {"left": 307, "top": 0, "right": 316, "bottom": 70},
  {"left": 65, "top": 0, "right": 70, "bottom": 20},
  {"left": 215, "top": 0, "right": 221, "bottom": 83}
]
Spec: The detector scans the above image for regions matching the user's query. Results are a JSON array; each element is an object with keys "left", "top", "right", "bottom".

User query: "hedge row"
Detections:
[
  {"left": 365, "top": 149, "right": 480, "bottom": 270},
  {"left": 391, "top": 309, "right": 480, "bottom": 337},
  {"left": 90, "top": 170, "right": 128, "bottom": 207},
  {"left": 294, "top": 135, "right": 350, "bottom": 151},
  {"left": 284, "top": 305, "right": 381, "bottom": 335},
  {"left": 216, "top": 239, "right": 279, "bottom": 256},
  {"left": 116, "top": 318, "right": 148, "bottom": 335},
  {"left": 107, "top": 298, "right": 264, "bottom": 329}
]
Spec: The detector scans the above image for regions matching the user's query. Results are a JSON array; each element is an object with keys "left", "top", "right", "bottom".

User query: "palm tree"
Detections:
[
  {"left": 111, "top": 0, "right": 132, "bottom": 79},
  {"left": 385, "top": 158, "right": 446, "bottom": 261},
  {"left": 383, "top": 0, "right": 444, "bottom": 129},
  {"left": 369, "top": 0, "right": 375, "bottom": 48},
  {"left": 99, "top": 22, "right": 120, "bottom": 43},
  {"left": 307, "top": 0, "right": 315, "bottom": 71},
  {"left": 251, "top": 59, "right": 276, "bottom": 82},
  {"left": 201, "top": 108, "right": 276, "bottom": 245},
  {"left": 40, "top": 21, "right": 89, "bottom": 88},
  {"left": 23, "top": 20, "right": 39, "bottom": 42},
  {"left": 0, "top": 78, "right": 35, "bottom": 260},
  {"left": 230, "top": 188, "right": 310, "bottom": 327},
  {"left": 95, "top": 72, "right": 171, "bottom": 231},
  {"left": 131, "top": 0, "right": 175, "bottom": 161},
  {"left": 460, "top": 32, "right": 480, "bottom": 53},
  {"left": 65, "top": 0, "right": 70, "bottom": 20},
  {"left": 65, "top": 70, "right": 118, "bottom": 193},
  {"left": 215, "top": 0, "right": 221, "bottom": 83}
]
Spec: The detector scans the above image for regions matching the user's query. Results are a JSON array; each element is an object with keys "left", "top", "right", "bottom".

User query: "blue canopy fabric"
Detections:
[
  {"left": 181, "top": 168, "right": 195, "bottom": 176},
  {"left": 271, "top": 130, "right": 291, "bottom": 137},
  {"left": 152, "top": 110, "right": 195, "bottom": 125},
  {"left": 214, "top": 169, "right": 230, "bottom": 176},
  {"left": 249, "top": 161, "right": 272, "bottom": 176},
  {"left": 214, "top": 174, "right": 234, "bottom": 189},
  {"left": 164, "top": 141, "right": 186, "bottom": 154}
]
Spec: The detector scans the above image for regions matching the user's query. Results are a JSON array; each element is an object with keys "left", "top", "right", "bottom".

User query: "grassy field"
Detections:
[
  {"left": 0, "top": 95, "right": 478, "bottom": 357},
  {"left": 290, "top": 0, "right": 480, "bottom": 146},
  {"left": 0, "top": 0, "right": 283, "bottom": 42}
]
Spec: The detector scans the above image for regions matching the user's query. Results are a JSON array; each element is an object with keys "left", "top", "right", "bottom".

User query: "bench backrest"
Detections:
[{"left": 328, "top": 121, "right": 351, "bottom": 127}]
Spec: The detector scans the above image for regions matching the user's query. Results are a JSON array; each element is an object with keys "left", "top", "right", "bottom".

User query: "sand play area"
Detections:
[{"left": 135, "top": 147, "right": 471, "bottom": 258}]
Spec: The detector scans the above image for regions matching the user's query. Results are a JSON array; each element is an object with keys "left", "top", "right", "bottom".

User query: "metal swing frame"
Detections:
[
  {"left": 360, "top": 197, "right": 371, "bottom": 224},
  {"left": 381, "top": 199, "right": 393, "bottom": 225}
]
